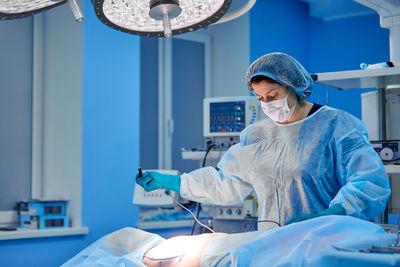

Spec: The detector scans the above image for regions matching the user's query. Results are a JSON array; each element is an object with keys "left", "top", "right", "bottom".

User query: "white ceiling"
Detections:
[{"left": 298, "top": 0, "right": 375, "bottom": 21}]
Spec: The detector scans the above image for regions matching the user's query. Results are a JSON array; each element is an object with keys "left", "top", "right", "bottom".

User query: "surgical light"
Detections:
[
  {"left": 92, "top": 0, "right": 241, "bottom": 37},
  {"left": 0, "top": 0, "right": 83, "bottom": 21}
]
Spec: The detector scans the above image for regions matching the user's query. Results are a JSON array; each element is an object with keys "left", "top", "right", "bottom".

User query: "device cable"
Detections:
[
  {"left": 190, "top": 144, "right": 217, "bottom": 235},
  {"left": 383, "top": 158, "right": 400, "bottom": 163},
  {"left": 233, "top": 219, "right": 281, "bottom": 233},
  {"left": 201, "top": 143, "right": 217, "bottom": 168},
  {"left": 145, "top": 172, "right": 216, "bottom": 234}
]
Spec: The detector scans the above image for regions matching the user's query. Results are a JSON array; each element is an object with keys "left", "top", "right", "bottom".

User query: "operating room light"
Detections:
[
  {"left": 0, "top": 0, "right": 83, "bottom": 21},
  {"left": 92, "top": 0, "right": 233, "bottom": 37},
  {"left": 0, "top": 0, "right": 65, "bottom": 19}
]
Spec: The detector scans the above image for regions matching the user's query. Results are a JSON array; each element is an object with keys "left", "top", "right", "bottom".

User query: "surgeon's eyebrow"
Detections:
[{"left": 265, "top": 85, "right": 279, "bottom": 97}]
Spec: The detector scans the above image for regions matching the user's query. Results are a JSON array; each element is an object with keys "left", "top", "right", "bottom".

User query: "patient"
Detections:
[
  {"left": 62, "top": 216, "right": 396, "bottom": 267},
  {"left": 143, "top": 233, "right": 227, "bottom": 267}
]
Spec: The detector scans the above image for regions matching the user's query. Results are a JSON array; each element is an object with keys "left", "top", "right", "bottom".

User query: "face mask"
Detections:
[{"left": 261, "top": 90, "right": 296, "bottom": 122}]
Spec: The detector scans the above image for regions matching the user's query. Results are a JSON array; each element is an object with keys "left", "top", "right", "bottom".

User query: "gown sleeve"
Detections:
[
  {"left": 180, "top": 128, "right": 256, "bottom": 206},
  {"left": 180, "top": 164, "right": 254, "bottom": 206},
  {"left": 329, "top": 123, "right": 391, "bottom": 220}
]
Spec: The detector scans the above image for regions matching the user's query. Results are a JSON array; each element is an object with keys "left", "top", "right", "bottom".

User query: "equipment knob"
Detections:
[
  {"left": 226, "top": 209, "right": 232, "bottom": 215},
  {"left": 235, "top": 209, "right": 242, "bottom": 215}
]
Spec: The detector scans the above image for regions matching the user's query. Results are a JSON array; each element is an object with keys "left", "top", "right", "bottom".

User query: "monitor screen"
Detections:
[{"left": 209, "top": 101, "right": 246, "bottom": 133}]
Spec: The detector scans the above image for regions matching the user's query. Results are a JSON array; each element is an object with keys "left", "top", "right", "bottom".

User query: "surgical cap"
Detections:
[{"left": 246, "top": 52, "right": 313, "bottom": 99}]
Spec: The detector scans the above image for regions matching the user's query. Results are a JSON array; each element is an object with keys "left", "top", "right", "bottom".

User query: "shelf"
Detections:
[
  {"left": 0, "top": 227, "right": 89, "bottom": 241},
  {"left": 313, "top": 67, "right": 400, "bottom": 89},
  {"left": 182, "top": 151, "right": 226, "bottom": 160},
  {"left": 385, "top": 165, "right": 400, "bottom": 174},
  {"left": 138, "top": 220, "right": 194, "bottom": 230}
]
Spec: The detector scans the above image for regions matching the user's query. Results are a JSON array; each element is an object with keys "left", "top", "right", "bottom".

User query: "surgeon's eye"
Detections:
[
  {"left": 267, "top": 92, "right": 278, "bottom": 101},
  {"left": 266, "top": 96, "right": 275, "bottom": 102}
]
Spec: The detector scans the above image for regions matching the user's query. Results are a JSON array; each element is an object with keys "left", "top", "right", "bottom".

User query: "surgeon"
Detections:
[{"left": 136, "top": 52, "right": 391, "bottom": 230}]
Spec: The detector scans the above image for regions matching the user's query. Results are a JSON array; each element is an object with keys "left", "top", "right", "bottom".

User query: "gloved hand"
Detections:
[
  {"left": 285, "top": 204, "right": 346, "bottom": 225},
  {"left": 135, "top": 171, "right": 181, "bottom": 192}
]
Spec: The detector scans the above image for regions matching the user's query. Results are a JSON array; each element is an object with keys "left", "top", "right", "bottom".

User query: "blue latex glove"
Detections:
[
  {"left": 285, "top": 204, "right": 346, "bottom": 225},
  {"left": 135, "top": 171, "right": 181, "bottom": 192}
]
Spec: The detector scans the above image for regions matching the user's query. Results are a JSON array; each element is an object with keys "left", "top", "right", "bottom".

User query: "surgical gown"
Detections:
[{"left": 180, "top": 106, "right": 391, "bottom": 230}]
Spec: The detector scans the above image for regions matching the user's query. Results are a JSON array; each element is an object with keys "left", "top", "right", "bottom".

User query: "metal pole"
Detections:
[
  {"left": 379, "top": 87, "right": 389, "bottom": 224},
  {"left": 378, "top": 87, "right": 387, "bottom": 140}
]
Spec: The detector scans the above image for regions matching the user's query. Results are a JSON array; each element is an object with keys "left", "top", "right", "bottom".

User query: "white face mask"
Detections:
[{"left": 261, "top": 90, "right": 296, "bottom": 122}]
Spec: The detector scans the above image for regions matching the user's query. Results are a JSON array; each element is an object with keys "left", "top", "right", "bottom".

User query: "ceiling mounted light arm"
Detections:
[
  {"left": 149, "top": 0, "right": 182, "bottom": 38},
  {"left": 212, "top": 0, "right": 257, "bottom": 25},
  {"left": 68, "top": 0, "right": 84, "bottom": 22}
]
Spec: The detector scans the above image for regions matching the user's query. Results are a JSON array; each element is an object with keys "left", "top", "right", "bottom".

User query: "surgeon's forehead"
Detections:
[{"left": 252, "top": 81, "right": 283, "bottom": 93}]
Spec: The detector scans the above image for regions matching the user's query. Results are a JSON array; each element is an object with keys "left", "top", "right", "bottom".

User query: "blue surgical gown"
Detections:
[{"left": 180, "top": 106, "right": 391, "bottom": 230}]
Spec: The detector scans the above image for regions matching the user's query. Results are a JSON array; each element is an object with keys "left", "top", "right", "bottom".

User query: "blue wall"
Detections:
[
  {"left": 250, "top": 0, "right": 310, "bottom": 70},
  {"left": 0, "top": 0, "right": 141, "bottom": 266},
  {"left": 0, "top": 17, "right": 33, "bottom": 211},
  {"left": 250, "top": 0, "right": 389, "bottom": 118},
  {"left": 308, "top": 14, "right": 389, "bottom": 118},
  {"left": 81, "top": 0, "right": 140, "bottom": 240},
  {"left": 140, "top": 37, "right": 159, "bottom": 170}
]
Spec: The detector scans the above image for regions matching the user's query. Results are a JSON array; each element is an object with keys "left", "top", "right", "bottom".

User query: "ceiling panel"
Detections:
[{"left": 299, "top": 0, "right": 374, "bottom": 21}]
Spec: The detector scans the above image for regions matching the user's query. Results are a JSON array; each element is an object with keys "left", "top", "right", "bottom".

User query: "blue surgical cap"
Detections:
[{"left": 246, "top": 52, "right": 313, "bottom": 100}]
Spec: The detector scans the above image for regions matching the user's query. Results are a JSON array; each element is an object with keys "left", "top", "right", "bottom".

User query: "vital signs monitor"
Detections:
[{"left": 203, "top": 96, "right": 261, "bottom": 137}]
